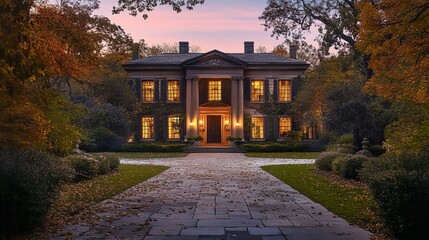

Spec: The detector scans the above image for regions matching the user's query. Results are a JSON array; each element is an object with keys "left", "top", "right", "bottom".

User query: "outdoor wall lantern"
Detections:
[
  {"left": 235, "top": 122, "right": 240, "bottom": 127},
  {"left": 224, "top": 120, "right": 230, "bottom": 131},
  {"left": 199, "top": 119, "right": 205, "bottom": 132}
]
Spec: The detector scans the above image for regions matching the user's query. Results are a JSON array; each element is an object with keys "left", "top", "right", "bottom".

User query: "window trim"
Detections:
[
  {"left": 277, "top": 79, "right": 292, "bottom": 102},
  {"left": 141, "top": 80, "right": 155, "bottom": 103},
  {"left": 167, "top": 80, "right": 181, "bottom": 103},
  {"left": 251, "top": 79, "right": 265, "bottom": 103},
  {"left": 278, "top": 116, "right": 292, "bottom": 139},
  {"left": 141, "top": 116, "right": 155, "bottom": 140}
]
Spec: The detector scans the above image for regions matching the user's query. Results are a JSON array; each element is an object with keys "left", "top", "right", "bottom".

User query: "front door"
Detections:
[{"left": 207, "top": 115, "right": 221, "bottom": 143}]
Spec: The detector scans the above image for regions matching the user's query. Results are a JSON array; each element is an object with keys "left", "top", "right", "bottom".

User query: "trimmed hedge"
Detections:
[
  {"left": 64, "top": 153, "right": 120, "bottom": 182},
  {"left": 315, "top": 152, "right": 344, "bottom": 171},
  {"left": 0, "top": 149, "right": 74, "bottom": 236},
  {"left": 361, "top": 154, "right": 429, "bottom": 240},
  {"left": 241, "top": 142, "right": 307, "bottom": 152},
  {"left": 121, "top": 142, "right": 188, "bottom": 152},
  {"left": 332, "top": 154, "right": 369, "bottom": 179}
]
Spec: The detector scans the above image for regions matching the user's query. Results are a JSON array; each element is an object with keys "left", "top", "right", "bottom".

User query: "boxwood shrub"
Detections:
[
  {"left": 0, "top": 149, "right": 74, "bottom": 236},
  {"left": 315, "top": 152, "right": 344, "bottom": 171},
  {"left": 121, "top": 142, "right": 188, "bottom": 152},
  {"left": 361, "top": 154, "right": 429, "bottom": 240},
  {"left": 241, "top": 141, "right": 307, "bottom": 152},
  {"left": 64, "top": 153, "right": 120, "bottom": 181},
  {"left": 332, "top": 154, "right": 369, "bottom": 179}
]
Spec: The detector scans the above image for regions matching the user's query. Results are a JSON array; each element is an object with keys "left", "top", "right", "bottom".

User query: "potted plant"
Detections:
[
  {"left": 190, "top": 136, "right": 203, "bottom": 147},
  {"left": 226, "top": 136, "right": 240, "bottom": 147}
]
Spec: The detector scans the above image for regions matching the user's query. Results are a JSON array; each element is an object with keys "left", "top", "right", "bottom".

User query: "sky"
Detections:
[{"left": 94, "top": 0, "right": 317, "bottom": 53}]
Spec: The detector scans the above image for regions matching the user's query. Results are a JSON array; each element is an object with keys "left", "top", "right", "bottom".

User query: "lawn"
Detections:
[
  {"left": 245, "top": 152, "right": 320, "bottom": 159},
  {"left": 46, "top": 164, "right": 168, "bottom": 229},
  {"left": 262, "top": 164, "right": 384, "bottom": 235},
  {"left": 115, "top": 152, "right": 188, "bottom": 159}
]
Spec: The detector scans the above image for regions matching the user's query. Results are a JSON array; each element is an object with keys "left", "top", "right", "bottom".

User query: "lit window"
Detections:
[
  {"left": 251, "top": 117, "right": 264, "bottom": 139},
  {"left": 251, "top": 80, "right": 264, "bottom": 102},
  {"left": 279, "top": 117, "right": 292, "bottom": 138},
  {"left": 141, "top": 117, "right": 154, "bottom": 139},
  {"left": 168, "top": 116, "right": 181, "bottom": 139},
  {"left": 208, "top": 80, "right": 222, "bottom": 101},
  {"left": 278, "top": 80, "right": 291, "bottom": 102},
  {"left": 168, "top": 80, "right": 180, "bottom": 102},
  {"left": 142, "top": 80, "right": 154, "bottom": 102}
]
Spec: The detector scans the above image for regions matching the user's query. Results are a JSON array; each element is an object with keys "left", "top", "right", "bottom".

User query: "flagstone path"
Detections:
[{"left": 54, "top": 153, "right": 371, "bottom": 240}]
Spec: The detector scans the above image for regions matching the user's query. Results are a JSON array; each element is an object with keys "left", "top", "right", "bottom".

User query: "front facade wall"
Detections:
[{"left": 129, "top": 67, "right": 305, "bottom": 144}]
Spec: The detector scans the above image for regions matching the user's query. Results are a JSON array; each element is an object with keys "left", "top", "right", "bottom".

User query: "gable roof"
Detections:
[
  {"left": 123, "top": 50, "right": 309, "bottom": 68},
  {"left": 182, "top": 49, "right": 247, "bottom": 66}
]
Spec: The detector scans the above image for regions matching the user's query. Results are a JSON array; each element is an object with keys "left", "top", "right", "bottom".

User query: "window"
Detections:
[
  {"left": 208, "top": 80, "right": 222, "bottom": 101},
  {"left": 168, "top": 116, "right": 181, "bottom": 139},
  {"left": 251, "top": 80, "right": 264, "bottom": 102},
  {"left": 142, "top": 80, "right": 154, "bottom": 102},
  {"left": 251, "top": 117, "right": 264, "bottom": 139},
  {"left": 168, "top": 80, "right": 180, "bottom": 102},
  {"left": 141, "top": 117, "right": 154, "bottom": 139},
  {"left": 278, "top": 80, "right": 291, "bottom": 102},
  {"left": 278, "top": 117, "right": 292, "bottom": 138}
]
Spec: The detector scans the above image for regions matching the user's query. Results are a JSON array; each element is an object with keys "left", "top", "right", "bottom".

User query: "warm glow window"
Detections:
[
  {"left": 168, "top": 116, "right": 181, "bottom": 139},
  {"left": 251, "top": 117, "right": 264, "bottom": 139},
  {"left": 278, "top": 117, "right": 292, "bottom": 138},
  {"left": 278, "top": 80, "right": 291, "bottom": 102},
  {"left": 168, "top": 80, "right": 180, "bottom": 102},
  {"left": 142, "top": 80, "right": 154, "bottom": 102},
  {"left": 141, "top": 117, "right": 154, "bottom": 139},
  {"left": 208, "top": 80, "right": 222, "bottom": 101},
  {"left": 251, "top": 80, "right": 264, "bottom": 102}
]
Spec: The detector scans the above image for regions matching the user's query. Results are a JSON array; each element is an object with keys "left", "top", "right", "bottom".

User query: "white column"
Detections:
[
  {"left": 230, "top": 77, "right": 238, "bottom": 137},
  {"left": 237, "top": 77, "right": 244, "bottom": 139},
  {"left": 186, "top": 77, "right": 192, "bottom": 137},
  {"left": 191, "top": 78, "right": 199, "bottom": 137}
]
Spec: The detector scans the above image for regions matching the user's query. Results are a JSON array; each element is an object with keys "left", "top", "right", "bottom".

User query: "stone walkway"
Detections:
[{"left": 55, "top": 153, "right": 371, "bottom": 240}]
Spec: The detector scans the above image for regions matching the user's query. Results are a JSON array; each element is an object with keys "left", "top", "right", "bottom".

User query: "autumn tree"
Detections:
[
  {"left": 358, "top": 0, "right": 429, "bottom": 103},
  {"left": 114, "top": 0, "right": 205, "bottom": 18}
]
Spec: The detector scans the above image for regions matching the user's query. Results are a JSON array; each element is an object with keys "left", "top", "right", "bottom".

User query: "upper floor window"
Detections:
[
  {"left": 251, "top": 117, "right": 264, "bottom": 139},
  {"left": 168, "top": 116, "right": 181, "bottom": 139},
  {"left": 208, "top": 80, "right": 221, "bottom": 101},
  {"left": 141, "top": 117, "right": 155, "bottom": 139},
  {"left": 278, "top": 80, "right": 291, "bottom": 102},
  {"left": 251, "top": 80, "right": 264, "bottom": 102},
  {"left": 278, "top": 117, "right": 292, "bottom": 138},
  {"left": 168, "top": 80, "right": 180, "bottom": 102},
  {"left": 142, "top": 80, "right": 154, "bottom": 102}
]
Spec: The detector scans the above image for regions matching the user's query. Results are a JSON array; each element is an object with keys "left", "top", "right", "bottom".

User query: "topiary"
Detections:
[{"left": 0, "top": 149, "right": 74, "bottom": 236}]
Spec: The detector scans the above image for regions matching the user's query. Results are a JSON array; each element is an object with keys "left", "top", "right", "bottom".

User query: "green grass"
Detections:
[
  {"left": 48, "top": 164, "right": 168, "bottom": 224},
  {"left": 245, "top": 152, "right": 320, "bottom": 159},
  {"left": 115, "top": 152, "right": 188, "bottom": 159},
  {"left": 262, "top": 164, "right": 382, "bottom": 234}
]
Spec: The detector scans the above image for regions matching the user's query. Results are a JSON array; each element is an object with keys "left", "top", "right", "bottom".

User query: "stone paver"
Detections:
[{"left": 52, "top": 153, "right": 371, "bottom": 239}]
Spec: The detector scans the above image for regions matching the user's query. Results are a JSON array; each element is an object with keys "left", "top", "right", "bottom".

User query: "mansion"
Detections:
[{"left": 123, "top": 42, "right": 310, "bottom": 145}]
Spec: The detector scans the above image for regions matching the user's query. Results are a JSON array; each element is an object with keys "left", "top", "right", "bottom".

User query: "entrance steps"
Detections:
[{"left": 186, "top": 147, "right": 245, "bottom": 153}]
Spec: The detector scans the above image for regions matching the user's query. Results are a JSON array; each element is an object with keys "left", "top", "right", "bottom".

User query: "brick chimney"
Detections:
[
  {"left": 244, "top": 41, "right": 254, "bottom": 53},
  {"left": 289, "top": 45, "right": 297, "bottom": 59},
  {"left": 179, "top": 41, "right": 189, "bottom": 54}
]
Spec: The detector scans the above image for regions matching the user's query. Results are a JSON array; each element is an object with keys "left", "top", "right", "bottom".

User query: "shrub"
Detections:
[
  {"left": 241, "top": 141, "right": 307, "bottom": 152},
  {"left": 335, "top": 134, "right": 354, "bottom": 144},
  {"left": 93, "top": 154, "right": 120, "bottom": 174},
  {"left": 65, "top": 155, "right": 99, "bottom": 181},
  {"left": 361, "top": 154, "right": 429, "bottom": 240},
  {"left": 367, "top": 145, "right": 386, "bottom": 157},
  {"left": 79, "top": 127, "right": 124, "bottom": 152},
  {"left": 121, "top": 142, "right": 188, "bottom": 152},
  {"left": 315, "top": 152, "right": 344, "bottom": 171},
  {"left": 333, "top": 155, "right": 369, "bottom": 179},
  {"left": 0, "top": 149, "right": 74, "bottom": 235}
]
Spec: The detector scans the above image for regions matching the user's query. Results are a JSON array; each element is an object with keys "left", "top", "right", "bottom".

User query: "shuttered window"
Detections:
[
  {"left": 278, "top": 117, "right": 292, "bottom": 138},
  {"left": 278, "top": 80, "right": 292, "bottom": 102},
  {"left": 142, "top": 80, "right": 155, "bottom": 102},
  {"left": 141, "top": 117, "right": 155, "bottom": 139},
  {"left": 251, "top": 117, "right": 264, "bottom": 139},
  {"left": 251, "top": 80, "right": 264, "bottom": 102},
  {"left": 167, "top": 80, "right": 180, "bottom": 102}
]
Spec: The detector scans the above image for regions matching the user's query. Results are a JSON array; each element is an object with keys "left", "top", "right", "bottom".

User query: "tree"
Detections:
[
  {"left": 358, "top": 0, "right": 429, "bottom": 103},
  {"left": 113, "top": 0, "right": 205, "bottom": 18},
  {"left": 260, "top": 0, "right": 359, "bottom": 54}
]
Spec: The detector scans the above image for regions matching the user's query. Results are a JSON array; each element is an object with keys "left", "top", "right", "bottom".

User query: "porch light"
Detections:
[
  {"left": 235, "top": 122, "right": 240, "bottom": 127},
  {"left": 224, "top": 120, "right": 230, "bottom": 131},
  {"left": 199, "top": 119, "right": 205, "bottom": 132},
  {"left": 190, "top": 122, "right": 194, "bottom": 127}
]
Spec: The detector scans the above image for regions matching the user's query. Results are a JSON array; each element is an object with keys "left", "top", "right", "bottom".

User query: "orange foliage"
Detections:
[{"left": 358, "top": 0, "right": 429, "bottom": 103}]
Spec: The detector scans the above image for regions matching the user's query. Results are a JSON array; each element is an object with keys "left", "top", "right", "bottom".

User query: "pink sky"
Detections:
[{"left": 95, "top": 0, "right": 318, "bottom": 53}]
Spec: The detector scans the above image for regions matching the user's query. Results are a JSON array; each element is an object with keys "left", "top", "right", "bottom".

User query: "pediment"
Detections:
[{"left": 182, "top": 50, "right": 246, "bottom": 67}]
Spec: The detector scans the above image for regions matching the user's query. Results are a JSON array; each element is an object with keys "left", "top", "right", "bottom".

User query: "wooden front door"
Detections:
[{"left": 207, "top": 115, "right": 221, "bottom": 143}]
